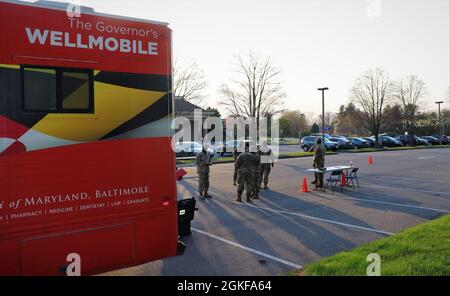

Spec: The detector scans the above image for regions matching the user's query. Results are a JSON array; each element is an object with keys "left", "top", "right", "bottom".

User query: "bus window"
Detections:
[
  {"left": 22, "top": 67, "right": 94, "bottom": 113},
  {"left": 61, "top": 70, "right": 92, "bottom": 111},
  {"left": 23, "top": 67, "right": 57, "bottom": 111}
]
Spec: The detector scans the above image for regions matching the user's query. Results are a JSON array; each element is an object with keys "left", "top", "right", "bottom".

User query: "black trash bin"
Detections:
[{"left": 177, "top": 197, "right": 197, "bottom": 237}]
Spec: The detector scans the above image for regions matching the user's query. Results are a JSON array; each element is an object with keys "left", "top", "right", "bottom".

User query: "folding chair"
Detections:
[
  {"left": 324, "top": 170, "right": 343, "bottom": 193},
  {"left": 346, "top": 167, "right": 360, "bottom": 189}
]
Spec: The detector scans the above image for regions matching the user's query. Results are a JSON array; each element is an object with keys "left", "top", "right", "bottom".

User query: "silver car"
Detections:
[{"left": 175, "top": 142, "right": 215, "bottom": 157}]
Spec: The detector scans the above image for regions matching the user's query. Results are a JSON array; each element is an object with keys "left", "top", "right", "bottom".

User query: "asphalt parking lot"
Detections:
[
  {"left": 278, "top": 143, "right": 301, "bottom": 153},
  {"left": 104, "top": 148, "right": 450, "bottom": 276}
]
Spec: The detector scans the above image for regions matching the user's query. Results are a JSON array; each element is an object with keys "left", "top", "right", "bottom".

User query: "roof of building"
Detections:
[
  {"left": 174, "top": 96, "right": 205, "bottom": 113},
  {"left": 174, "top": 96, "right": 216, "bottom": 119}
]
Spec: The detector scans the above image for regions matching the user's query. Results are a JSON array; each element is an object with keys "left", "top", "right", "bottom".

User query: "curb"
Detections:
[
  {"left": 176, "top": 152, "right": 338, "bottom": 167},
  {"left": 339, "top": 145, "right": 450, "bottom": 154}
]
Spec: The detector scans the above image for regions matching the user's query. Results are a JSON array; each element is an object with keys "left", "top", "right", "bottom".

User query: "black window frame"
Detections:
[{"left": 21, "top": 65, "right": 94, "bottom": 114}]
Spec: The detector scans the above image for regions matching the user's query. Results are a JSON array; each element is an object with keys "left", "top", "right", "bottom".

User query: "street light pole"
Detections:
[
  {"left": 318, "top": 87, "right": 329, "bottom": 145},
  {"left": 299, "top": 113, "right": 305, "bottom": 138},
  {"left": 435, "top": 101, "right": 444, "bottom": 144}
]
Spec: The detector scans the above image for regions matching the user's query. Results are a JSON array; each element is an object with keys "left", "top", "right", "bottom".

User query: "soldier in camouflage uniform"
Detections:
[
  {"left": 195, "top": 145, "right": 212, "bottom": 198},
  {"left": 232, "top": 142, "right": 244, "bottom": 186},
  {"left": 250, "top": 146, "right": 260, "bottom": 199},
  {"left": 310, "top": 137, "right": 325, "bottom": 189},
  {"left": 258, "top": 141, "right": 275, "bottom": 190},
  {"left": 235, "top": 143, "right": 259, "bottom": 202}
]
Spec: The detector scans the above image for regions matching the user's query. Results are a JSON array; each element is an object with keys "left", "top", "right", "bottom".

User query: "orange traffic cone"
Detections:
[
  {"left": 301, "top": 176, "right": 310, "bottom": 192},
  {"left": 341, "top": 172, "right": 347, "bottom": 186},
  {"left": 368, "top": 154, "right": 374, "bottom": 165}
]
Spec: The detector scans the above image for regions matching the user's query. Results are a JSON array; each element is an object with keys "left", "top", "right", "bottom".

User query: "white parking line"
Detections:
[
  {"left": 191, "top": 227, "right": 303, "bottom": 269},
  {"left": 233, "top": 202, "right": 394, "bottom": 236},
  {"left": 418, "top": 156, "right": 436, "bottom": 160},
  {"left": 413, "top": 170, "right": 450, "bottom": 176},
  {"left": 340, "top": 196, "right": 449, "bottom": 213},
  {"left": 376, "top": 175, "right": 448, "bottom": 183},
  {"left": 362, "top": 184, "right": 450, "bottom": 196}
]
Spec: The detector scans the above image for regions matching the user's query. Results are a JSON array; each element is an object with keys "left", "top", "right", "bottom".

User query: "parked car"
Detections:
[
  {"left": 175, "top": 142, "right": 215, "bottom": 157},
  {"left": 396, "top": 135, "right": 426, "bottom": 146},
  {"left": 362, "top": 137, "right": 377, "bottom": 147},
  {"left": 432, "top": 135, "right": 449, "bottom": 145},
  {"left": 330, "top": 134, "right": 351, "bottom": 140},
  {"left": 381, "top": 132, "right": 397, "bottom": 138},
  {"left": 348, "top": 137, "right": 371, "bottom": 149},
  {"left": 311, "top": 133, "right": 333, "bottom": 140},
  {"left": 329, "top": 136, "right": 354, "bottom": 150},
  {"left": 300, "top": 136, "right": 339, "bottom": 152},
  {"left": 379, "top": 136, "right": 403, "bottom": 147},
  {"left": 215, "top": 139, "right": 250, "bottom": 156},
  {"left": 416, "top": 136, "right": 428, "bottom": 146},
  {"left": 420, "top": 136, "right": 439, "bottom": 146}
]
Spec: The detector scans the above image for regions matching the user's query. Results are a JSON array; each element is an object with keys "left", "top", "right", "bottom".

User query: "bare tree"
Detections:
[
  {"left": 381, "top": 104, "right": 403, "bottom": 134},
  {"left": 173, "top": 58, "right": 208, "bottom": 107},
  {"left": 279, "top": 110, "right": 308, "bottom": 138},
  {"left": 351, "top": 68, "right": 394, "bottom": 145},
  {"left": 317, "top": 112, "right": 336, "bottom": 133},
  {"left": 395, "top": 75, "right": 426, "bottom": 134},
  {"left": 218, "top": 52, "right": 286, "bottom": 131},
  {"left": 334, "top": 103, "right": 367, "bottom": 136}
]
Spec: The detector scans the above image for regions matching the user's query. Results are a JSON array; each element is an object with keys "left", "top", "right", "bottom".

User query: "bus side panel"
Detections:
[
  {"left": 21, "top": 223, "right": 136, "bottom": 276},
  {"left": 0, "top": 137, "right": 177, "bottom": 275},
  {"left": 0, "top": 239, "right": 20, "bottom": 275},
  {"left": 0, "top": 1, "right": 176, "bottom": 275}
]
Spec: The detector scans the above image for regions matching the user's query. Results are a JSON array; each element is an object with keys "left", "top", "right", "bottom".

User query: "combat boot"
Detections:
[
  {"left": 235, "top": 194, "right": 242, "bottom": 203},
  {"left": 199, "top": 191, "right": 205, "bottom": 199},
  {"left": 246, "top": 196, "right": 252, "bottom": 202},
  {"left": 204, "top": 191, "right": 212, "bottom": 198},
  {"left": 263, "top": 183, "right": 269, "bottom": 190}
]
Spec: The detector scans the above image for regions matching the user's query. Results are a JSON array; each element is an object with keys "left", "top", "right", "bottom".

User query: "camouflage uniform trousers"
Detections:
[
  {"left": 313, "top": 158, "right": 325, "bottom": 188},
  {"left": 258, "top": 163, "right": 272, "bottom": 187},
  {"left": 251, "top": 166, "right": 260, "bottom": 198},
  {"left": 198, "top": 172, "right": 209, "bottom": 194},
  {"left": 237, "top": 169, "right": 254, "bottom": 199},
  {"left": 232, "top": 151, "right": 241, "bottom": 184}
]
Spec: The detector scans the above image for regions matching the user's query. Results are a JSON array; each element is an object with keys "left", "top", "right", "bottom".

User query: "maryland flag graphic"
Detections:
[{"left": 0, "top": 66, "right": 172, "bottom": 155}]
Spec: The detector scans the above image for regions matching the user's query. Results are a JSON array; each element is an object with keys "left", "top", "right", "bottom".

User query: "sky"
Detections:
[{"left": 27, "top": 0, "right": 450, "bottom": 117}]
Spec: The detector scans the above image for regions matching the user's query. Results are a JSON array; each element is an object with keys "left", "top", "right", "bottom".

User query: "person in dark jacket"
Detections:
[{"left": 310, "top": 138, "right": 325, "bottom": 189}]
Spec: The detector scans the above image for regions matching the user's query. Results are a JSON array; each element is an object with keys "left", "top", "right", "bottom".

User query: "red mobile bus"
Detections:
[{"left": 0, "top": 0, "right": 179, "bottom": 275}]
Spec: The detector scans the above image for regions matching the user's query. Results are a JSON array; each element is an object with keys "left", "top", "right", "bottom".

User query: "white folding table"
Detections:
[{"left": 306, "top": 165, "right": 357, "bottom": 191}]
